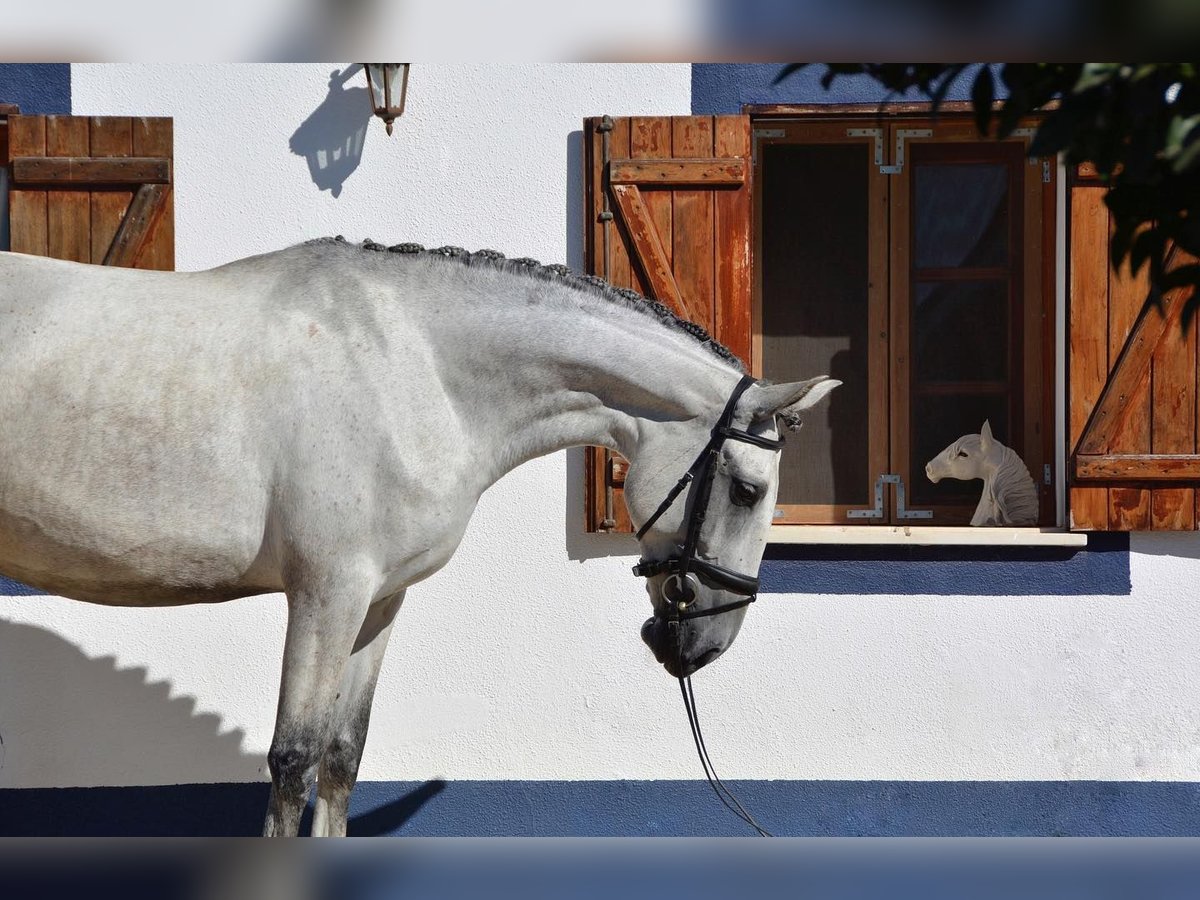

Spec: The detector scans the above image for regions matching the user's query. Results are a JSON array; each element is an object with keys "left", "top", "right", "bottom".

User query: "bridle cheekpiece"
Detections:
[{"left": 632, "top": 374, "right": 784, "bottom": 623}]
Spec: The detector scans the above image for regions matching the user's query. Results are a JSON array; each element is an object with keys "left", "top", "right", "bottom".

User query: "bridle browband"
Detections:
[{"left": 632, "top": 374, "right": 784, "bottom": 623}]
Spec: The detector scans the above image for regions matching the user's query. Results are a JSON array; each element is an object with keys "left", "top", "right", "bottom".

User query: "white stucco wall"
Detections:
[{"left": 2, "top": 64, "right": 1200, "bottom": 790}]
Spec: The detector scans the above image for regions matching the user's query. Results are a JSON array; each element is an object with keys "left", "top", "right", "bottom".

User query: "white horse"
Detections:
[
  {"left": 0, "top": 238, "right": 838, "bottom": 836},
  {"left": 924, "top": 420, "right": 1038, "bottom": 526}
]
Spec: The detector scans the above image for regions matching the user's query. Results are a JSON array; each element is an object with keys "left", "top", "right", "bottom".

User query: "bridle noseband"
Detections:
[{"left": 632, "top": 374, "right": 784, "bottom": 623}]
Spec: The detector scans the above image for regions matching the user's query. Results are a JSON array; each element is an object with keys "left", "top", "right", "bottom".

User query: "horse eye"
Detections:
[
  {"left": 730, "top": 479, "right": 760, "bottom": 507},
  {"left": 957, "top": 450, "right": 969, "bottom": 458}
]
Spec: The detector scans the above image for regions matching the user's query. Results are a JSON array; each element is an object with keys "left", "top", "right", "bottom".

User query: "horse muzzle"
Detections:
[{"left": 641, "top": 615, "right": 723, "bottom": 676}]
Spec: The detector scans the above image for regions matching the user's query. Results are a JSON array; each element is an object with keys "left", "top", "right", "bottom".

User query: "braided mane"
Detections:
[{"left": 304, "top": 236, "right": 744, "bottom": 371}]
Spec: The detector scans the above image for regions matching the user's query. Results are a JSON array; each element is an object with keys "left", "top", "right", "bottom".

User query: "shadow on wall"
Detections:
[
  {"left": 289, "top": 66, "right": 373, "bottom": 198},
  {"left": 562, "top": 128, "right": 639, "bottom": 562},
  {"left": 0, "top": 620, "right": 446, "bottom": 835},
  {"left": 0, "top": 619, "right": 259, "bottom": 789}
]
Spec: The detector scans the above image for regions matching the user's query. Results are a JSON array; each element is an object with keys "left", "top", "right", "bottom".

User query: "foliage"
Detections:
[{"left": 778, "top": 63, "right": 1200, "bottom": 315}]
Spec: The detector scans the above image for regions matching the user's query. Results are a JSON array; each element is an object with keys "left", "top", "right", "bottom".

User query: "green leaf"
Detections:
[
  {"left": 971, "top": 67, "right": 995, "bottom": 136},
  {"left": 1169, "top": 115, "right": 1200, "bottom": 173},
  {"left": 1074, "top": 63, "right": 1120, "bottom": 93}
]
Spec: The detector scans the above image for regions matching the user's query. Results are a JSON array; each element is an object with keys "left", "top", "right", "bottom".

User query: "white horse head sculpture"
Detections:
[{"left": 924, "top": 421, "right": 1038, "bottom": 526}]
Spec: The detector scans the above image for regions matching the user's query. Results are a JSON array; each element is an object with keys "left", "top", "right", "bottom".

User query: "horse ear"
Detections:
[
  {"left": 980, "top": 419, "right": 994, "bottom": 451},
  {"left": 748, "top": 376, "right": 841, "bottom": 431}
]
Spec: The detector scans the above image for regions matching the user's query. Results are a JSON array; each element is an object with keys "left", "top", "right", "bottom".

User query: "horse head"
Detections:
[
  {"left": 925, "top": 419, "right": 1001, "bottom": 485},
  {"left": 625, "top": 376, "right": 840, "bottom": 677}
]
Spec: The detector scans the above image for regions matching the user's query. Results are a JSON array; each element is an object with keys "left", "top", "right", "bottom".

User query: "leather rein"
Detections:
[{"left": 631, "top": 373, "right": 783, "bottom": 838}]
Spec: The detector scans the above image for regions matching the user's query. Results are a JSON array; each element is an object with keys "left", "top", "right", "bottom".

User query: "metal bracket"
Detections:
[
  {"left": 751, "top": 128, "right": 785, "bottom": 165},
  {"left": 847, "top": 472, "right": 887, "bottom": 519},
  {"left": 847, "top": 474, "right": 933, "bottom": 520},
  {"left": 847, "top": 128, "right": 931, "bottom": 175},
  {"left": 881, "top": 129, "right": 932, "bottom": 175},
  {"left": 893, "top": 474, "right": 933, "bottom": 519},
  {"left": 846, "top": 128, "right": 885, "bottom": 168}
]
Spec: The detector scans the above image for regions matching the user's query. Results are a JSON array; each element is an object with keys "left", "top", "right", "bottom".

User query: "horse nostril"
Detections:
[{"left": 640, "top": 617, "right": 657, "bottom": 648}]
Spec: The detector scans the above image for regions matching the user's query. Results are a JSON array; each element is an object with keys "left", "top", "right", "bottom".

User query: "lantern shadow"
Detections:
[{"left": 289, "top": 66, "right": 372, "bottom": 198}]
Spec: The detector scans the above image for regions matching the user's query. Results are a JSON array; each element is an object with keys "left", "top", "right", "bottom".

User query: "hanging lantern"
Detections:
[{"left": 362, "top": 64, "right": 410, "bottom": 136}]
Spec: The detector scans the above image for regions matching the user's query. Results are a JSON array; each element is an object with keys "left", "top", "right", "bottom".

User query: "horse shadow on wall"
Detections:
[
  {"left": 0, "top": 617, "right": 443, "bottom": 835},
  {"left": 289, "top": 66, "right": 373, "bottom": 198}
]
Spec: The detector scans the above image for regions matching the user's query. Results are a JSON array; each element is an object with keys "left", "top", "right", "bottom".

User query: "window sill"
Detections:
[{"left": 767, "top": 525, "right": 1087, "bottom": 547}]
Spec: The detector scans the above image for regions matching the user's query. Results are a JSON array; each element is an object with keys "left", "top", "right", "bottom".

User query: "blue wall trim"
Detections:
[
  {"left": 691, "top": 63, "right": 999, "bottom": 115},
  {"left": 761, "top": 533, "right": 1130, "bottom": 596},
  {"left": 0, "top": 64, "right": 70, "bottom": 114},
  {"left": 1, "top": 777, "right": 1195, "bottom": 837},
  {"left": 0, "top": 535, "right": 1132, "bottom": 598}
]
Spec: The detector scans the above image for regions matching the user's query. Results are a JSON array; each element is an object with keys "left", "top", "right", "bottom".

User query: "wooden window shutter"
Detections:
[
  {"left": 5, "top": 115, "right": 173, "bottom": 270},
  {"left": 582, "top": 114, "right": 752, "bottom": 533},
  {"left": 1068, "top": 164, "right": 1200, "bottom": 530}
]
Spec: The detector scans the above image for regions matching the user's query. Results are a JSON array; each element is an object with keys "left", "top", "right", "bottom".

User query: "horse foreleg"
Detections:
[
  {"left": 263, "top": 573, "right": 374, "bottom": 837},
  {"left": 311, "top": 590, "right": 405, "bottom": 837}
]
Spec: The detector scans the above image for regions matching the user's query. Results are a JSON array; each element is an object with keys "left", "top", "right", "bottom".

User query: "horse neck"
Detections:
[
  {"left": 977, "top": 446, "right": 1036, "bottom": 522},
  {"left": 415, "top": 285, "right": 742, "bottom": 485}
]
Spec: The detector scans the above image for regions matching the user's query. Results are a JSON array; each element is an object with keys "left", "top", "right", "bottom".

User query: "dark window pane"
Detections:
[
  {"left": 914, "top": 163, "right": 1009, "bottom": 269},
  {"left": 908, "top": 394, "right": 1012, "bottom": 507},
  {"left": 914, "top": 280, "right": 1009, "bottom": 382},
  {"left": 761, "top": 143, "right": 870, "bottom": 507}
]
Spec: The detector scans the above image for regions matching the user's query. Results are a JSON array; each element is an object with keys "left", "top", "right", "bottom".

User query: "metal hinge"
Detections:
[
  {"left": 1043, "top": 464, "right": 1053, "bottom": 486},
  {"left": 1042, "top": 159, "right": 1052, "bottom": 183},
  {"left": 847, "top": 474, "right": 933, "bottom": 520}
]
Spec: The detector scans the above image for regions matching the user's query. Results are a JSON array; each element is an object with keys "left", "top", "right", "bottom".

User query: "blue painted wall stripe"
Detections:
[
  {"left": 761, "top": 533, "right": 1130, "bottom": 596},
  {"left": 1, "top": 779, "right": 1196, "bottom": 837},
  {"left": 0, "top": 63, "right": 70, "bottom": 114},
  {"left": 691, "top": 63, "right": 1001, "bottom": 115}
]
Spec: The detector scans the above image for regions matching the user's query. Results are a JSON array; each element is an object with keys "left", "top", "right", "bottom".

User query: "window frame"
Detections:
[{"left": 750, "top": 105, "right": 1058, "bottom": 533}]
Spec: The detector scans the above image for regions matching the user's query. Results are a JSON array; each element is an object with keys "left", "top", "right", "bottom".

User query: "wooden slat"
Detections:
[
  {"left": 584, "top": 119, "right": 608, "bottom": 532},
  {"left": 1107, "top": 230, "right": 1152, "bottom": 528},
  {"left": 599, "top": 117, "right": 633, "bottom": 533},
  {"left": 45, "top": 116, "right": 91, "bottom": 264},
  {"left": 7, "top": 115, "right": 48, "bottom": 256},
  {"left": 131, "top": 117, "right": 174, "bottom": 271},
  {"left": 607, "top": 117, "right": 636, "bottom": 296},
  {"left": 102, "top": 183, "right": 170, "bottom": 267},
  {"left": 631, "top": 116, "right": 673, "bottom": 287},
  {"left": 714, "top": 117, "right": 752, "bottom": 365},
  {"left": 12, "top": 156, "right": 170, "bottom": 185},
  {"left": 608, "top": 158, "right": 745, "bottom": 186},
  {"left": 671, "top": 116, "right": 715, "bottom": 332},
  {"left": 611, "top": 184, "right": 687, "bottom": 316},
  {"left": 1068, "top": 184, "right": 1110, "bottom": 529},
  {"left": 1150, "top": 292, "right": 1196, "bottom": 529},
  {"left": 1078, "top": 251, "right": 1186, "bottom": 456},
  {"left": 1077, "top": 454, "right": 1200, "bottom": 480},
  {"left": 89, "top": 117, "right": 133, "bottom": 268}
]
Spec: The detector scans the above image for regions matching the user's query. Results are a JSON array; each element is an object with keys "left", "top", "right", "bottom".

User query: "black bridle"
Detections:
[
  {"left": 632, "top": 374, "right": 784, "bottom": 622},
  {"left": 631, "top": 373, "right": 784, "bottom": 838}
]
